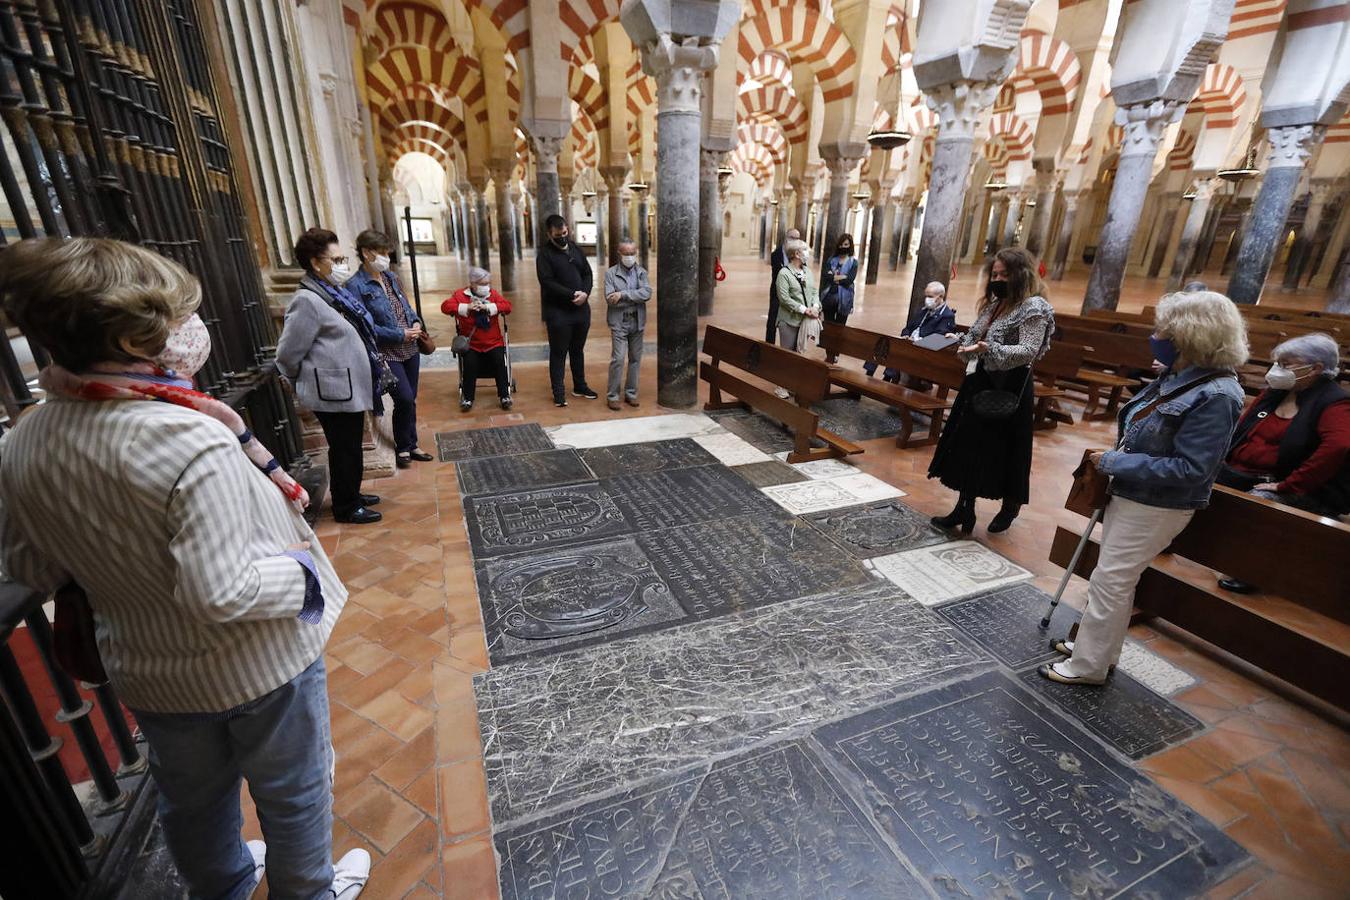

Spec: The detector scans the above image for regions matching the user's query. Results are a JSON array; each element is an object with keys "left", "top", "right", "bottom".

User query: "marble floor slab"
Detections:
[
  {"left": 435, "top": 423, "right": 554, "bottom": 461},
  {"left": 760, "top": 473, "right": 905, "bottom": 515},
  {"left": 729, "top": 459, "right": 808, "bottom": 488},
  {"left": 707, "top": 409, "right": 812, "bottom": 454},
  {"left": 454, "top": 448, "right": 594, "bottom": 496},
  {"left": 635, "top": 515, "right": 871, "bottom": 618},
  {"left": 810, "top": 396, "right": 909, "bottom": 442},
  {"left": 494, "top": 741, "right": 927, "bottom": 900},
  {"left": 813, "top": 671, "right": 1247, "bottom": 898},
  {"left": 473, "top": 537, "right": 685, "bottom": 664},
  {"left": 463, "top": 482, "right": 632, "bottom": 558},
  {"left": 1117, "top": 641, "right": 1197, "bottom": 696},
  {"left": 578, "top": 438, "right": 717, "bottom": 478},
  {"left": 803, "top": 499, "right": 949, "bottom": 559},
  {"left": 602, "top": 465, "right": 786, "bottom": 532},
  {"left": 772, "top": 453, "right": 859, "bottom": 480},
  {"left": 690, "top": 431, "right": 772, "bottom": 465},
  {"left": 546, "top": 413, "right": 722, "bottom": 449},
  {"left": 869, "top": 540, "right": 1031, "bottom": 606},
  {"left": 475, "top": 586, "right": 993, "bottom": 825}
]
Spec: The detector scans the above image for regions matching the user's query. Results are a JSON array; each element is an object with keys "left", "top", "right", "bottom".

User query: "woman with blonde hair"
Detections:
[{"left": 1042, "top": 290, "right": 1247, "bottom": 686}]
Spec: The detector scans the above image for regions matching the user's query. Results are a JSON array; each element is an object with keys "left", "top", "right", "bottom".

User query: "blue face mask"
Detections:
[{"left": 1149, "top": 335, "right": 1178, "bottom": 370}]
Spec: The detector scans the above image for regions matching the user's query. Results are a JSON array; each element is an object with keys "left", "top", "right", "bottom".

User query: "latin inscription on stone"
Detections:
[
  {"left": 637, "top": 515, "right": 869, "bottom": 617},
  {"left": 464, "top": 483, "right": 631, "bottom": 558},
  {"left": 871, "top": 540, "right": 1032, "bottom": 606},
  {"left": 579, "top": 438, "right": 717, "bottom": 478},
  {"left": 602, "top": 465, "right": 784, "bottom": 532},
  {"left": 475, "top": 538, "right": 685, "bottom": 664},
  {"left": 435, "top": 423, "right": 554, "bottom": 461},
  {"left": 456, "top": 449, "right": 595, "bottom": 496},
  {"left": 707, "top": 409, "right": 808, "bottom": 454},
  {"left": 815, "top": 672, "right": 1246, "bottom": 898},
  {"left": 730, "top": 460, "right": 809, "bottom": 488},
  {"left": 1017, "top": 668, "right": 1205, "bottom": 759},
  {"left": 935, "top": 583, "right": 1082, "bottom": 670},
  {"left": 805, "top": 499, "right": 949, "bottom": 559}
]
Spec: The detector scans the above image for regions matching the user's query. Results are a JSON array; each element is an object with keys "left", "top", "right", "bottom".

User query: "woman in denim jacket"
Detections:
[{"left": 1041, "top": 291, "right": 1247, "bottom": 686}]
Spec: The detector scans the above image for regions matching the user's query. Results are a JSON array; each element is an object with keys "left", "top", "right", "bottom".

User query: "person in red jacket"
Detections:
[{"left": 441, "top": 266, "right": 512, "bottom": 411}]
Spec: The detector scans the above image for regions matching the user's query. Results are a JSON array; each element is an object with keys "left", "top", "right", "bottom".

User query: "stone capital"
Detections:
[
  {"left": 601, "top": 164, "right": 629, "bottom": 191},
  {"left": 822, "top": 152, "right": 864, "bottom": 186},
  {"left": 1188, "top": 176, "right": 1220, "bottom": 203},
  {"left": 700, "top": 148, "right": 727, "bottom": 180},
  {"left": 1115, "top": 100, "right": 1186, "bottom": 159},
  {"left": 925, "top": 79, "right": 1003, "bottom": 144},
  {"left": 530, "top": 135, "right": 565, "bottom": 174},
  {"left": 636, "top": 35, "right": 719, "bottom": 115},
  {"left": 1061, "top": 190, "right": 1084, "bottom": 212},
  {"left": 1265, "top": 124, "right": 1326, "bottom": 170}
]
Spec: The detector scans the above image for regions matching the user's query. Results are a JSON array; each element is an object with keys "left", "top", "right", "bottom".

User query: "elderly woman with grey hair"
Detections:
[
  {"left": 442, "top": 265, "right": 512, "bottom": 411},
  {"left": 1219, "top": 331, "right": 1349, "bottom": 523},
  {"left": 773, "top": 237, "right": 822, "bottom": 350}
]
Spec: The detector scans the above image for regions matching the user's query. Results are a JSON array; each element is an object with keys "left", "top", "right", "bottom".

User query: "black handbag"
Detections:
[{"left": 970, "top": 364, "right": 1031, "bottom": 421}]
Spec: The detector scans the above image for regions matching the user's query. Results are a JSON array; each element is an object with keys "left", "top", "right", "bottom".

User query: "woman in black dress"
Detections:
[{"left": 928, "top": 247, "right": 1055, "bottom": 534}]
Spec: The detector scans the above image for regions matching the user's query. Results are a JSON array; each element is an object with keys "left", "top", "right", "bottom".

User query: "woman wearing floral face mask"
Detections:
[{"left": 347, "top": 229, "right": 430, "bottom": 470}]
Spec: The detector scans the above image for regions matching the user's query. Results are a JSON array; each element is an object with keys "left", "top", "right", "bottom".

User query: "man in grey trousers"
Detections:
[{"left": 603, "top": 239, "right": 651, "bottom": 410}]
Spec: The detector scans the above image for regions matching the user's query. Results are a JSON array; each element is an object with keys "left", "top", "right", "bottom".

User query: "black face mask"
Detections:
[
  {"left": 551, "top": 235, "right": 568, "bottom": 249},
  {"left": 839, "top": 245, "right": 852, "bottom": 256},
  {"left": 989, "top": 279, "right": 1010, "bottom": 299}
]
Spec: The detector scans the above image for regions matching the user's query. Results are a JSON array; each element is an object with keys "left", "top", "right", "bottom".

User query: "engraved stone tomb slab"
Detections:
[
  {"left": 935, "top": 583, "right": 1085, "bottom": 670},
  {"left": 602, "top": 465, "right": 784, "bottom": 532},
  {"left": 814, "top": 671, "right": 1248, "bottom": 897},
  {"left": 474, "top": 538, "right": 685, "bottom": 664},
  {"left": 761, "top": 473, "right": 905, "bottom": 515},
  {"left": 690, "top": 430, "right": 772, "bottom": 465},
  {"left": 546, "top": 413, "right": 721, "bottom": 449},
  {"left": 435, "top": 423, "right": 553, "bottom": 461},
  {"left": 463, "top": 483, "right": 631, "bottom": 558},
  {"left": 772, "top": 452, "right": 858, "bottom": 479},
  {"left": 706, "top": 409, "right": 812, "bottom": 454},
  {"left": 637, "top": 515, "right": 869, "bottom": 618},
  {"left": 475, "top": 586, "right": 992, "bottom": 823},
  {"left": 729, "top": 459, "right": 808, "bottom": 488},
  {"left": 870, "top": 540, "right": 1031, "bottom": 606},
  {"left": 1017, "top": 667, "right": 1205, "bottom": 759},
  {"left": 811, "top": 396, "right": 909, "bottom": 442},
  {"left": 455, "top": 449, "right": 594, "bottom": 496},
  {"left": 495, "top": 742, "right": 925, "bottom": 900},
  {"left": 578, "top": 438, "right": 716, "bottom": 478},
  {"left": 804, "top": 499, "right": 949, "bottom": 559}
]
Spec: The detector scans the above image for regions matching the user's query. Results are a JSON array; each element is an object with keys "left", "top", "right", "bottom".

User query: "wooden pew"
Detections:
[
  {"left": 1052, "top": 317, "right": 1152, "bottom": 419},
  {"left": 1032, "top": 340, "right": 1086, "bottom": 430},
  {"left": 819, "top": 322, "right": 967, "bottom": 448},
  {"left": 700, "top": 325, "right": 863, "bottom": 463},
  {"left": 1051, "top": 485, "right": 1350, "bottom": 710}
]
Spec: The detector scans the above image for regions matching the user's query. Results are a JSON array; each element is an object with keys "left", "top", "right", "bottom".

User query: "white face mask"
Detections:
[
  {"left": 1265, "top": 364, "right": 1309, "bottom": 391},
  {"left": 369, "top": 254, "right": 390, "bottom": 273},
  {"left": 924, "top": 296, "right": 942, "bottom": 309},
  {"left": 328, "top": 261, "right": 352, "bottom": 284},
  {"left": 156, "top": 313, "right": 211, "bottom": 377},
  {"left": 471, "top": 284, "right": 491, "bottom": 298},
  {"left": 620, "top": 255, "right": 637, "bottom": 268}
]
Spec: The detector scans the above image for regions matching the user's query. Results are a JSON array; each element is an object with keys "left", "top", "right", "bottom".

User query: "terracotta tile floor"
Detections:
[{"left": 238, "top": 254, "right": 1346, "bottom": 899}]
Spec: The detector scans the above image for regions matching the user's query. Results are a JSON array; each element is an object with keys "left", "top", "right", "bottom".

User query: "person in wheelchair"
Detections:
[{"left": 442, "top": 266, "right": 512, "bottom": 411}]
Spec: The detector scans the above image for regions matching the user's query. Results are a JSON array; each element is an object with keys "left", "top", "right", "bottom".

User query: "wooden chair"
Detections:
[{"left": 700, "top": 325, "right": 863, "bottom": 463}]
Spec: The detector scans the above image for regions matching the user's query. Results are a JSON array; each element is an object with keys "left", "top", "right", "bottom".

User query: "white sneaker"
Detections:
[
  {"left": 246, "top": 840, "right": 266, "bottom": 895},
  {"left": 774, "top": 387, "right": 791, "bottom": 399},
  {"left": 332, "top": 848, "right": 372, "bottom": 899}
]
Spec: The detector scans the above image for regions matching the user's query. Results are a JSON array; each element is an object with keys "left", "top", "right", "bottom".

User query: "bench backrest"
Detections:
[
  {"left": 1037, "top": 340, "right": 1086, "bottom": 380},
  {"left": 820, "top": 322, "right": 967, "bottom": 387},
  {"left": 1053, "top": 319, "right": 1155, "bottom": 369},
  {"left": 702, "top": 325, "right": 830, "bottom": 403}
]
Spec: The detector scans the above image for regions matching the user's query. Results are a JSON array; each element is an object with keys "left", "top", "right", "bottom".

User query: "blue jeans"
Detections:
[
  {"left": 386, "top": 354, "right": 420, "bottom": 454},
  {"left": 133, "top": 659, "right": 334, "bottom": 900}
]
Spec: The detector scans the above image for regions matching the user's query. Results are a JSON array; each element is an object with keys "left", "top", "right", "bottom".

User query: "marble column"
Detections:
[
  {"left": 1147, "top": 193, "right": 1181, "bottom": 278},
  {"left": 865, "top": 185, "right": 892, "bottom": 285},
  {"left": 1282, "top": 179, "right": 1332, "bottom": 290},
  {"left": 984, "top": 195, "right": 1006, "bottom": 256},
  {"left": 1084, "top": 101, "right": 1179, "bottom": 312},
  {"left": 777, "top": 194, "right": 790, "bottom": 246},
  {"left": 1329, "top": 256, "right": 1350, "bottom": 313},
  {"left": 596, "top": 189, "right": 608, "bottom": 267},
  {"left": 887, "top": 202, "right": 907, "bottom": 270},
  {"left": 792, "top": 175, "right": 815, "bottom": 235},
  {"left": 821, "top": 152, "right": 863, "bottom": 268},
  {"left": 636, "top": 189, "right": 651, "bottom": 271},
  {"left": 1025, "top": 163, "right": 1056, "bottom": 256},
  {"left": 698, "top": 148, "right": 725, "bottom": 316},
  {"left": 902, "top": 203, "right": 918, "bottom": 261},
  {"left": 1001, "top": 192, "right": 1024, "bottom": 248},
  {"left": 559, "top": 177, "right": 575, "bottom": 230},
  {"left": 531, "top": 135, "right": 564, "bottom": 244},
  {"left": 813, "top": 203, "right": 827, "bottom": 262},
  {"left": 457, "top": 187, "right": 473, "bottom": 262},
  {"left": 490, "top": 164, "right": 517, "bottom": 290},
  {"left": 473, "top": 189, "right": 491, "bottom": 270},
  {"left": 602, "top": 167, "right": 626, "bottom": 266},
  {"left": 1166, "top": 178, "right": 1218, "bottom": 291},
  {"left": 759, "top": 202, "right": 769, "bottom": 259},
  {"left": 1049, "top": 191, "right": 1082, "bottom": 281},
  {"left": 1228, "top": 125, "right": 1326, "bottom": 304}
]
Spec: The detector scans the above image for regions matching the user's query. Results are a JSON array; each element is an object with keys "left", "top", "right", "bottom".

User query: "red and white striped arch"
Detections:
[
  {"left": 366, "top": 46, "right": 487, "bottom": 121},
  {"left": 1014, "top": 31, "right": 1081, "bottom": 117},
  {"left": 986, "top": 113, "right": 1034, "bottom": 161},
  {"left": 568, "top": 68, "right": 610, "bottom": 134},
  {"left": 558, "top": 0, "right": 624, "bottom": 64},
  {"left": 378, "top": 95, "right": 468, "bottom": 149},
  {"left": 1167, "top": 127, "right": 1198, "bottom": 171},
  {"left": 368, "top": 2, "right": 457, "bottom": 58},
  {"left": 1187, "top": 63, "right": 1247, "bottom": 130},
  {"left": 729, "top": 142, "right": 775, "bottom": 186},
  {"left": 1228, "top": 0, "right": 1287, "bottom": 41},
  {"left": 748, "top": 50, "right": 793, "bottom": 90},
  {"left": 738, "top": 7, "right": 857, "bottom": 103},
  {"left": 738, "top": 83, "right": 809, "bottom": 145},
  {"left": 737, "top": 122, "right": 788, "bottom": 166}
]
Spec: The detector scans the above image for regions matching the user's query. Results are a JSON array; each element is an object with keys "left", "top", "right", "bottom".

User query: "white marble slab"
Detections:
[
  {"left": 760, "top": 473, "right": 905, "bottom": 515},
  {"left": 772, "top": 453, "right": 859, "bottom": 480},
  {"left": 1117, "top": 641, "right": 1197, "bottom": 696},
  {"left": 869, "top": 541, "right": 1032, "bottom": 607},
  {"left": 692, "top": 431, "right": 773, "bottom": 465},
  {"left": 546, "top": 413, "right": 722, "bottom": 449}
]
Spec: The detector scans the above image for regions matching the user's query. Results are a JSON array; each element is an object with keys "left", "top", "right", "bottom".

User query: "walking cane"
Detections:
[
  {"left": 403, "top": 206, "right": 423, "bottom": 319},
  {"left": 1040, "top": 505, "right": 1105, "bottom": 629}
]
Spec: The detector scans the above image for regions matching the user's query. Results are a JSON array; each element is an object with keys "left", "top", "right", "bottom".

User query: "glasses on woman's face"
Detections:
[{"left": 317, "top": 254, "right": 347, "bottom": 267}]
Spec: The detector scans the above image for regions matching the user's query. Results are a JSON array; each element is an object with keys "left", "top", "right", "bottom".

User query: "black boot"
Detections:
[
  {"left": 988, "top": 501, "right": 1021, "bottom": 533},
  {"left": 931, "top": 495, "right": 976, "bottom": 535}
]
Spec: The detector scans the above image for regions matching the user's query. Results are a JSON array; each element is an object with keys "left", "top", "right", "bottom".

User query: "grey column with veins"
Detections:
[
  {"left": 1166, "top": 177, "right": 1218, "bottom": 291},
  {"left": 1049, "top": 191, "right": 1081, "bottom": 281}
]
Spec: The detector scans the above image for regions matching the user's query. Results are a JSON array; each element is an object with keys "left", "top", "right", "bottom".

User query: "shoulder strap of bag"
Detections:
[{"left": 1130, "top": 370, "right": 1233, "bottom": 422}]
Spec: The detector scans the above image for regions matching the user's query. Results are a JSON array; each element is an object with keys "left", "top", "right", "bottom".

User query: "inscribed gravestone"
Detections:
[
  {"left": 602, "top": 465, "right": 784, "bottom": 532},
  {"left": 435, "top": 423, "right": 553, "bottom": 461},
  {"left": 455, "top": 448, "right": 594, "bottom": 496},
  {"left": 464, "top": 483, "right": 631, "bottom": 558},
  {"left": 578, "top": 438, "right": 716, "bottom": 478},
  {"left": 804, "top": 499, "right": 949, "bottom": 559}
]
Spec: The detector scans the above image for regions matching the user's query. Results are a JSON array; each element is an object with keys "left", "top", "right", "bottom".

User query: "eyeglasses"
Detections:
[{"left": 318, "top": 255, "right": 348, "bottom": 265}]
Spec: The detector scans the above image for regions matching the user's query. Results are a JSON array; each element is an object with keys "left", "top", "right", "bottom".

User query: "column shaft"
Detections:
[
  {"left": 698, "top": 150, "right": 721, "bottom": 316},
  {"left": 655, "top": 106, "right": 700, "bottom": 407},
  {"left": 1001, "top": 195, "right": 1023, "bottom": 248},
  {"left": 638, "top": 196, "right": 650, "bottom": 271},
  {"left": 865, "top": 200, "right": 887, "bottom": 285},
  {"left": 606, "top": 182, "right": 624, "bottom": 267},
  {"left": 1049, "top": 194, "right": 1080, "bottom": 281},
  {"left": 822, "top": 164, "right": 854, "bottom": 265},
  {"left": 1147, "top": 198, "right": 1180, "bottom": 278},
  {"left": 887, "top": 202, "right": 906, "bottom": 270},
  {"left": 492, "top": 171, "right": 517, "bottom": 290},
  {"left": 1166, "top": 188, "right": 1213, "bottom": 291}
]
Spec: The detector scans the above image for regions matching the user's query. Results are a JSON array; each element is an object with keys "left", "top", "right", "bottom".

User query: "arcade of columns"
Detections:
[{"left": 208, "top": 0, "right": 1350, "bottom": 407}]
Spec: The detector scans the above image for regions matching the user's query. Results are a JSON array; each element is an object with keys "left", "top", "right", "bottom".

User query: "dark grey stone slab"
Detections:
[
  {"left": 1017, "top": 667, "right": 1206, "bottom": 760},
  {"left": 935, "top": 582, "right": 1082, "bottom": 670},
  {"left": 707, "top": 408, "right": 815, "bottom": 454},
  {"left": 455, "top": 449, "right": 594, "bottom": 496},
  {"left": 474, "top": 538, "right": 686, "bottom": 664},
  {"left": 815, "top": 671, "right": 1247, "bottom": 899},
  {"left": 496, "top": 742, "right": 926, "bottom": 899},
  {"left": 729, "top": 459, "right": 809, "bottom": 487},
  {"left": 578, "top": 438, "right": 718, "bottom": 478},
  {"left": 435, "top": 423, "right": 554, "bottom": 461},
  {"left": 803, "top": 499, "right": 949, "bottom": 559},
  {"left": 811, "top": 396, "right": 910, "bottom": 442},
  {"left": 464, "top": 483, "right": 631, "bottom": 558},
  {"left": 601, "top": 464, "right": 785, "bottom": 532},
  {"left": 637, "top": 515, "right": 870, "bottom": 618},
  {"left": 476, "top": 586, "right": 993, "bottom": 823}
]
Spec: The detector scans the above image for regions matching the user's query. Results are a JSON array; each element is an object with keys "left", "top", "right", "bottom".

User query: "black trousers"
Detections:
[
  {"left": 546, "top": 316, "right": 590, "bottom": 399},
  {"left": 462, "top": 346, "right": 509, "bottom": 402},
  {"left": 765, "top": 288, "right": 779, "bottom": 343},
  {"left": 314, "top": 410, "right": 365, "bottom": 516}
]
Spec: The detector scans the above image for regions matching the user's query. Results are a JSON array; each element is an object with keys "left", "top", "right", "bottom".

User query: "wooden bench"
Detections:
[
  {"left": 1053, "top": 317, "right": 1152, "bottom": 419},
  {"left": 700, "top": 325, "right": 863, "bottom": 463},
  {"left": 819, "top": 322, "right": 967, "bottom": 448},
  {"left": 1051, "top": 485, "right": 1350, "bottom": 710},
  {"left": 1032, "top": 340, "right": 1086, "bottom": 430}
]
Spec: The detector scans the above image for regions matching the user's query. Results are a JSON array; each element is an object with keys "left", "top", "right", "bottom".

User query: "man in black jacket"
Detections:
[
  {"left": 536, "top": 214, "right": 597, "bottom": 406},
  {"left": 766, "top": 227, "right": 800, "bottom": 343}
]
